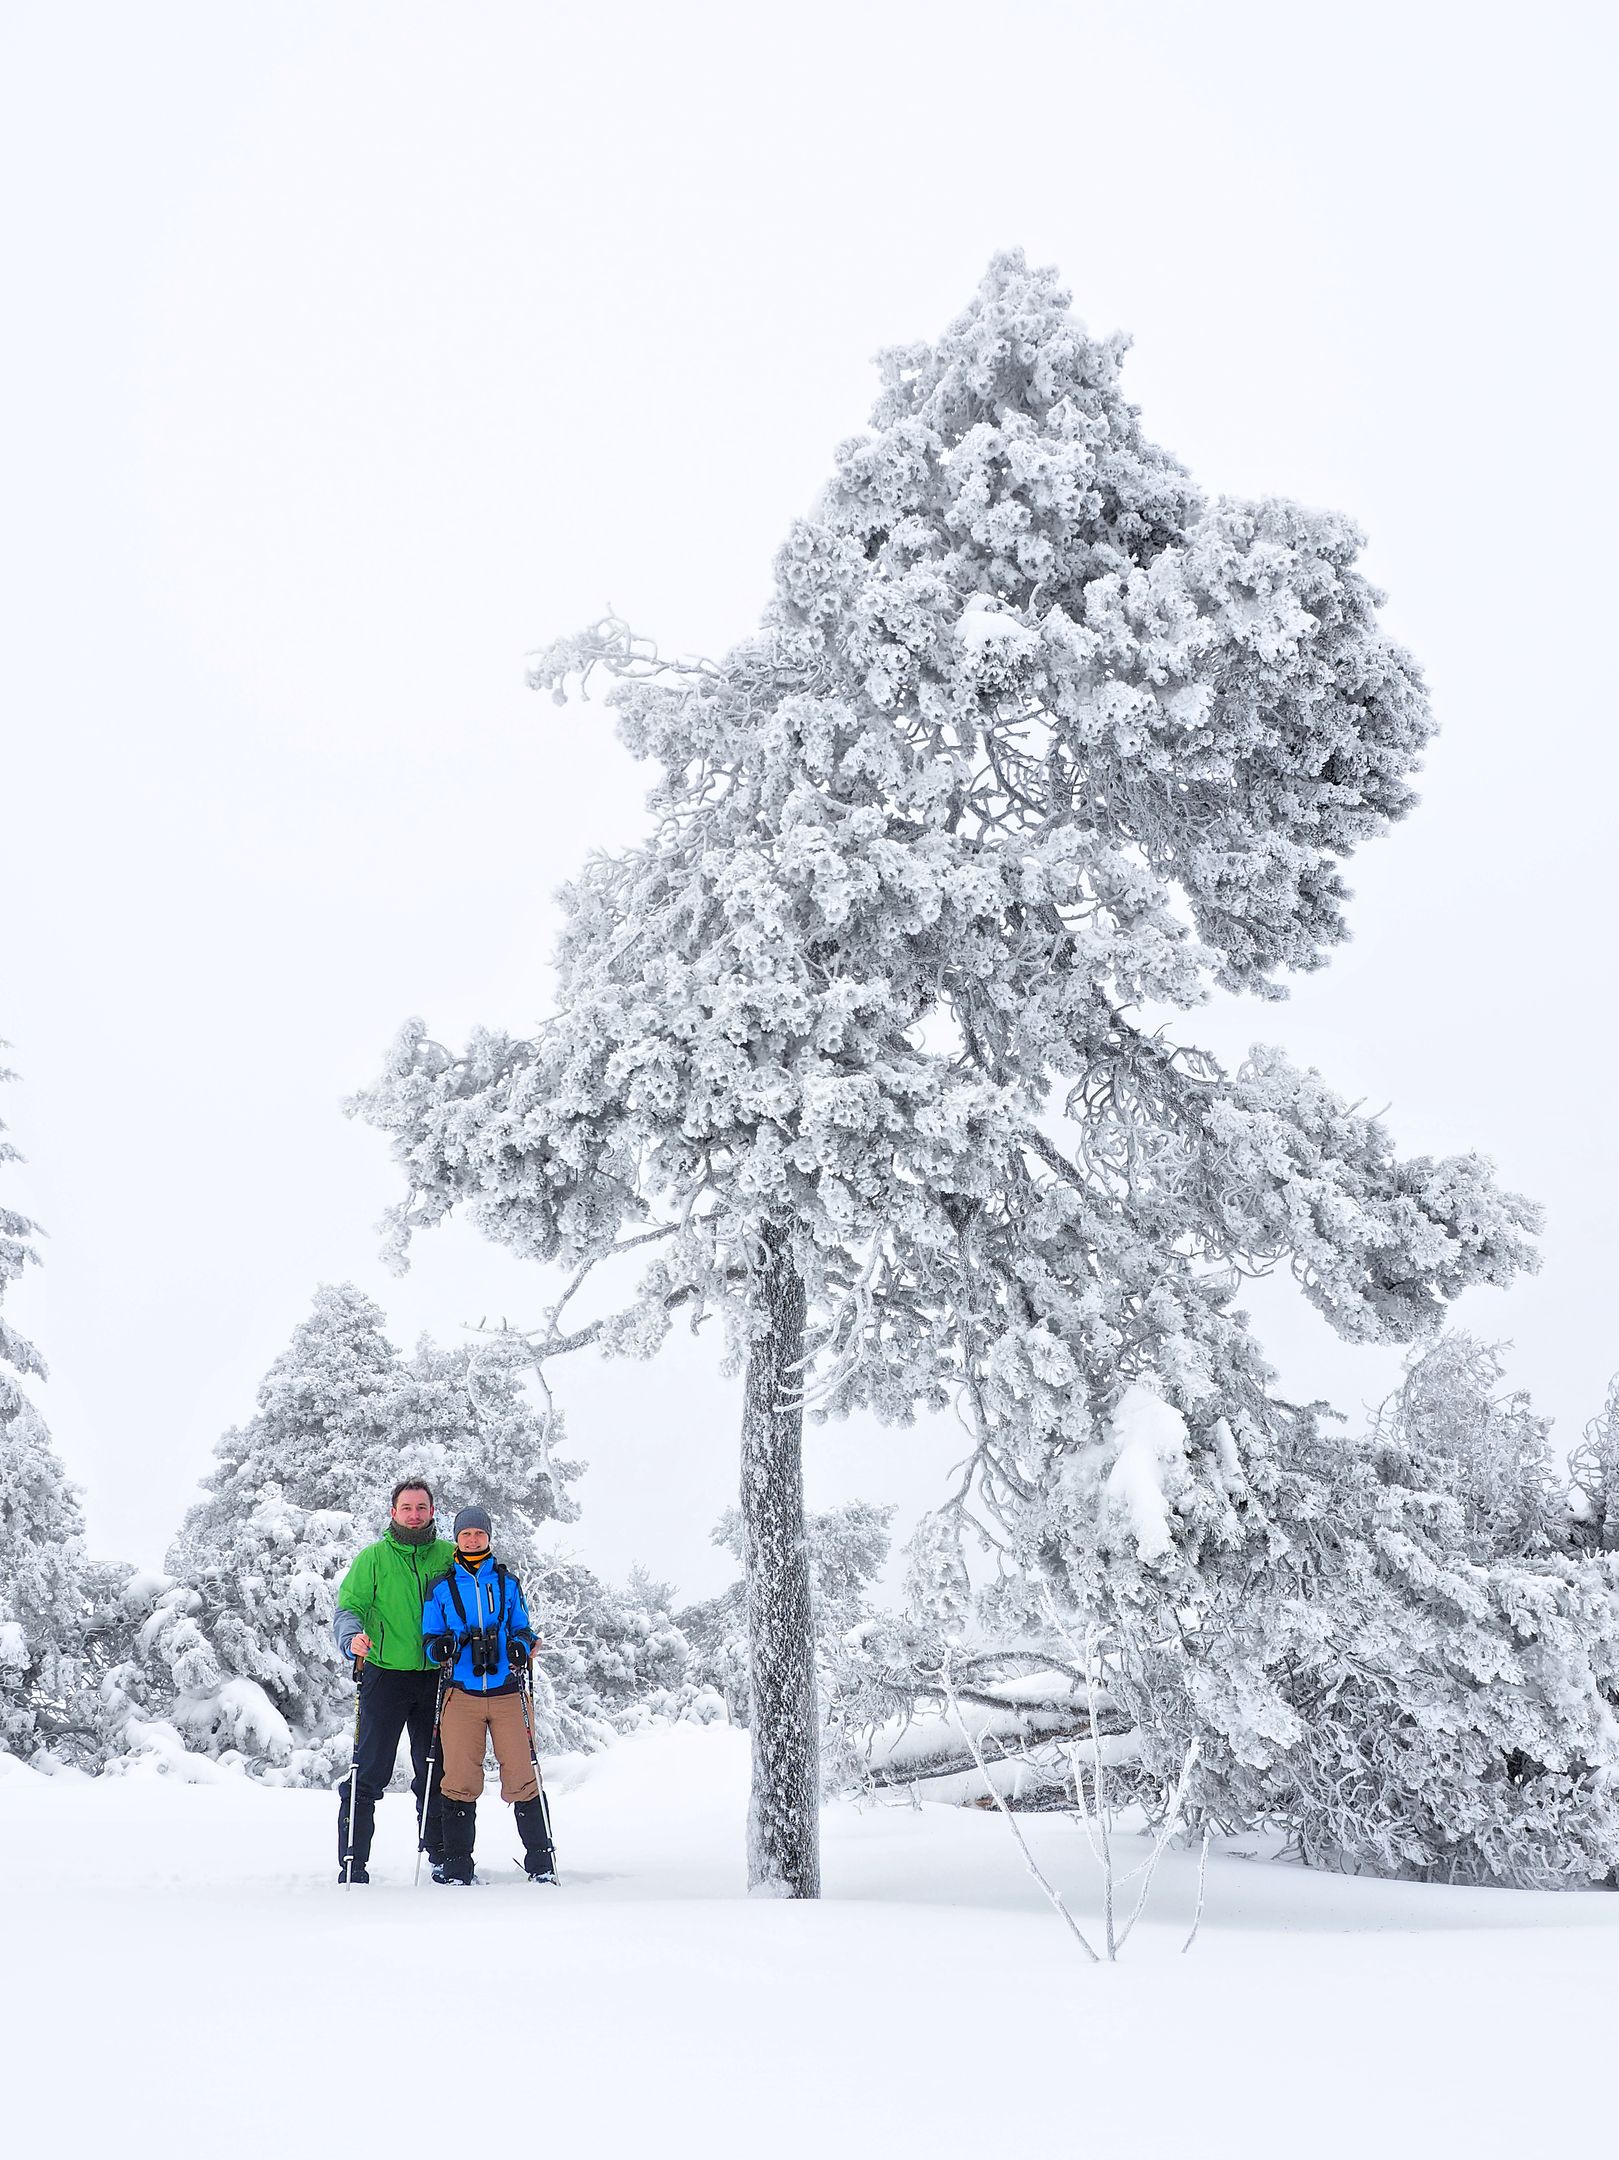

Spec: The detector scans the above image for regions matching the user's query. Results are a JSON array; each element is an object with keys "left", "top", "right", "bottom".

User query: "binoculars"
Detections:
[
  {"left": 466, "top": 1626, "right": 504, "bottom": 1678},
  {"left": 461, "top": 1624, "right": 533, "bottom": 1676}
]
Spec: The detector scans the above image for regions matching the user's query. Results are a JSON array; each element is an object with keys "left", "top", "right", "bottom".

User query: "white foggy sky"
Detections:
[{"left": 2, "top": 1, "right": 1615, "bottom": 1595}]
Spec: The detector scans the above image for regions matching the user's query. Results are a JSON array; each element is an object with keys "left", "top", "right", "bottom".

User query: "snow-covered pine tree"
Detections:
[
  {"left": 0, "top": 1047, "right": 106, "bottom": 1763},
  {"left": 111, "top": 1283, "right": 583, "bottom": 1778},
  {"left": 1570, "top": 1376, "right": 1619, "bottom": 1554},
  {"left": 1568, "top": 1376, "right": 1619, "bottom": 1807},
  {"left": 1368, "top": 1333, "right": 1563, "bottom": 1558},
  {"left": 0, "top": 1403, "right": 106, "bottom": 1761},
  {"left": 540, "top": 1559, "right": 696, "bottom": 1734},
  {"left": 354, "top": 253, "right": 1537, "bottom": 1895},
  {"left": 1032, "top": 1345, "right": 1619, "bottom": 1885}
]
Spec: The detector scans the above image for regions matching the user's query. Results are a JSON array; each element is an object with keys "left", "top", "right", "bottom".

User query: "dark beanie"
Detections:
[{"left": 453, "top": 1505, "right": 492, "bottom": 1538}]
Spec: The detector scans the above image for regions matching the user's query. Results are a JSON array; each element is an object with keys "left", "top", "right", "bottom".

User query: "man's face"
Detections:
[
  {"left": 457, "top": 1529, "right": 491, "bottom": 1558},
  {"left": 392, "top": 1489, "right": 433, "bottom": 1532}
]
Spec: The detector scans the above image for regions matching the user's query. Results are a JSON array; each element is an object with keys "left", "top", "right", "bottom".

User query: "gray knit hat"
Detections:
[{"left": 452, "top": 1505, "right": 492, "bottom": 1539}]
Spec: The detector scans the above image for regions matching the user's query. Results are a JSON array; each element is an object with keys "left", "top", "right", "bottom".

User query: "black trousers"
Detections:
[{"left": 336, "top": 1664, "right": 444, "bottom": 1871}]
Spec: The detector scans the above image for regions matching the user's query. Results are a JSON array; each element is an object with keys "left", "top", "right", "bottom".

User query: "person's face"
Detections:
[
  {"left": 457, "top": 1528, "right": 490, "bottom": 1557},
  {"left": 392, "top": 1489, "right": 433, "bottom": 1532}
]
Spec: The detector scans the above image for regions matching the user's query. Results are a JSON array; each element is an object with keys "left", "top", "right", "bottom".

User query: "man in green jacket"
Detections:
[{"left": 332, "top": 1478, "right": 456, "bottom": 1884}]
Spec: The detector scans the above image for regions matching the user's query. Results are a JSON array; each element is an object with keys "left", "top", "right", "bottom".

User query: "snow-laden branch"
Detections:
[{"left": 526, "top": 613, "right": 725, "bottom": 704}]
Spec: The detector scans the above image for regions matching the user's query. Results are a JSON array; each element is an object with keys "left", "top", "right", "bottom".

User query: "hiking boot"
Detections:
[
  {"left": 513, "top": 1795, "right": 555, "bottom": 1883},
  {"left": 439, "top": 1796, "right": 476, "bottom": 1886}
]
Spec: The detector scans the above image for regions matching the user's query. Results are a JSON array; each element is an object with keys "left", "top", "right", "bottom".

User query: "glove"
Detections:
[
  {"left": 507, "top": 1633, "right": 534, "bottom": 1666},
  {"left": 427, "top": 1633, "right": 458, "bottom": 1668}
]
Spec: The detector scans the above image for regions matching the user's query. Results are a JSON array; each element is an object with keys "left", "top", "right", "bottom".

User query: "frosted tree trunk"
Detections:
[{"left": 740, "top": 1223, "right": 820, "bottom": 1898}]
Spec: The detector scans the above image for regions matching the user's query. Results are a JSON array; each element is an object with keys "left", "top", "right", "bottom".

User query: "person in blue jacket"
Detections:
[{"left": 422, "top": 1505, "right": 556, "bottom": 1886}]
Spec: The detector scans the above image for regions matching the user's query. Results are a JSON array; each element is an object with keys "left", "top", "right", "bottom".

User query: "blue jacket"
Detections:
[{"left": 421, "top": 1554, "right": 535, "bottom": 1695}]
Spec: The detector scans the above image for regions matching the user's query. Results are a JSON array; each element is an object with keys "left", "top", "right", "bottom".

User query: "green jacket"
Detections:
[{"left": 334, "top": 1528, "right": 456, "bottom": 1671}]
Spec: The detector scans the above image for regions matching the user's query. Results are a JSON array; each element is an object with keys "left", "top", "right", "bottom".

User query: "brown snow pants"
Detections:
[{"left": 438, "top": 1686, "right": 540, "bottom": 1803}]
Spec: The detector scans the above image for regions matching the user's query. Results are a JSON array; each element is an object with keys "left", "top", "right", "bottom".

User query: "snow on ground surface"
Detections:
[{"left": 5, "top": 1724, "right": 1617, "bottom": 2159}]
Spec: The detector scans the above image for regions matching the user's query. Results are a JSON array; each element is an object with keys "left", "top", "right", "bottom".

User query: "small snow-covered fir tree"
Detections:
[
  {"left": 108, "top": 1501, "right": 360, "bottom": 1781},
  {"left": 1368, "top": 1333, "right": 1562, "bottom": 1558},
  {"left": 1570, "top": 1376, "right": 1619, "bottom": 1554},
  {"left": 0, "top": 1052, "right": 44, "bottom": 1423},
  {"left": 539, "top": 1560, "right": 697, "bottom": 1735},
  {"left": 0, "top": 1402, "right": 105, "bottom": 1761},
  {"left": 355, "top": 253, "right": 1537, "bottom": 1893},
  {"left": 0, "top": 1048, "right": 110, "bottom": 1764}
]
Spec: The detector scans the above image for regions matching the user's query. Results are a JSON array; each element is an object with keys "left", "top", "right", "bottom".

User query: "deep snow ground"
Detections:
[{"left": 5, "top": 1724, "right": 1615, "bottom": 2159}]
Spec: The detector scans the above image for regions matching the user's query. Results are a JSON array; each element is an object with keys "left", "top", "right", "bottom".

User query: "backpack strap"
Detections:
[{"left": 440, "top": 1560, "right": 515, "bottom": 1645}]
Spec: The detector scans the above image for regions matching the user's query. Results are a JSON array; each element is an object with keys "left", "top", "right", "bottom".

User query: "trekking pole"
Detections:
[
  {"left": 343, "top": 1655, "right": 366, "bottom": 1889},
  {"left": 517, "top": 1658, "right": 558, "bottom": 1878},
  {"left": 414, "top": 1665, "right": 450, "bottom": 1887}
]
